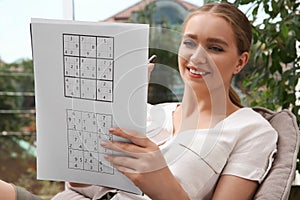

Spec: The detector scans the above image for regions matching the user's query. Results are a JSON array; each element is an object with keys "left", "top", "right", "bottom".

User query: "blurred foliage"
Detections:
[
  {"left": 0, "top": 59, "right": 35, "bottom": 131},
  {"left": 0, "top": 135, "right": 35, "bottom": 183},
  {"left": 230, "top": 0, "right": 300, "bottom": 170},
  {"left": 230, "top": 0, "right": 300, "bottom": 118},
  {"left": 0, "top": 59, "right": 64, "bottom": 197}
]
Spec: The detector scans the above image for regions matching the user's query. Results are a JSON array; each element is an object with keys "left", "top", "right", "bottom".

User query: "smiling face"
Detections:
[{"left": 178, "top": 13, "right": 248, "bottom": 94}]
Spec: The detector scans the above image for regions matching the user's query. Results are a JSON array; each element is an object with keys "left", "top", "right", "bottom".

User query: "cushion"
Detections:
[{"left": 253, "top": 107, "right": 300, "bottom": 200}]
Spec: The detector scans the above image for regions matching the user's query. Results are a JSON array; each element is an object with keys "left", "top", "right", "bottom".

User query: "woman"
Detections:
[{"left": 53, "top": 2, "right": 277, "bottom": 200}]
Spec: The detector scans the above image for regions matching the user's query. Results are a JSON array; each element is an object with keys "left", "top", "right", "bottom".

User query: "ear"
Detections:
[{"left": 233, "top": 52, "right": 249, "bottom": 75}]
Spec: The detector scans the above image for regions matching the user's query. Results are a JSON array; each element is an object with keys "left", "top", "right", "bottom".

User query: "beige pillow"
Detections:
[{"left": 253, "top": 107, "right": 300, "bottom": 200}]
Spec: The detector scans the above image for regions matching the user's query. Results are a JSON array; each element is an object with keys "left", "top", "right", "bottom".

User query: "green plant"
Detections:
[
  {"left": 230, "top": 0, "right": 300, "bottom": 170},
  {"left": 0, "top": 59, "right": 35, "bottom": 131},
  {"left": 0, "top": 59, "right": 64, "bottom": 197}
]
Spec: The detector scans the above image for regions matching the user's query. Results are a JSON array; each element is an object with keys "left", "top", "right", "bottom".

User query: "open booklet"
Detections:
[{"left": 30, "top": 18, "right": 149, "bottom": 195}]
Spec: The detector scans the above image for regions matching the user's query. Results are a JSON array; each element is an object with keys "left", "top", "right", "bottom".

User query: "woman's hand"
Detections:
[
  {"left": 148, "top": 63, "right": 154, "bottom": 82},
  {"left": 100, "top": 128, "right": 189, "bottom": 200}
]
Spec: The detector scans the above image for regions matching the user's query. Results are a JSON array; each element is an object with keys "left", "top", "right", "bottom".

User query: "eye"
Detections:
[
  {"left": 208, "top": 46, "right": 224, "bottom": 52},
  {"left": 182, "top": 39, "right": 197, "bottom": 48}
]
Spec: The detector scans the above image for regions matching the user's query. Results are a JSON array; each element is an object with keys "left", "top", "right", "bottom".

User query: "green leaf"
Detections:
[
  {"left": 239, "top": 0, "right": 253, "bottom": 4},
  {"left": 280, "top": 23, "right": 289, "bottom": 38},
  {"left": 286, "top": 36, "right": 296, "bottom": 56},
  {"left": 270, "top": 0, "right": 279, "bottom": 18},
  {"left": 252, "top": 5, "right": 259, "bottom": 17}
]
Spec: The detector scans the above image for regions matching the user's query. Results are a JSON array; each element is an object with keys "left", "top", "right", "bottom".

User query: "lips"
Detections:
[{"left": 187, "top": 66, "right": 211, "bottom": 77}]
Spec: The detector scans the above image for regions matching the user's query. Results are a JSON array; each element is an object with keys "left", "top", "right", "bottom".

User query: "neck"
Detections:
[
  {"left": 175, "top": 83, "right": 234, "bottom": 132},
  {"left": 181, "top": 83, "right": 228, "bottom": 116}
]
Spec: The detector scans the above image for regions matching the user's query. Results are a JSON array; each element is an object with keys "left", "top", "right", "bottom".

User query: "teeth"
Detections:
[{"left": 189, "top": 68, "right": 210, "bottom": 75}]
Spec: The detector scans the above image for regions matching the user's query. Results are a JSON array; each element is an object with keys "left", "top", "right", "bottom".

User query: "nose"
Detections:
[{"left": 190, "top": 45, "right": 207, "bottom": 65}]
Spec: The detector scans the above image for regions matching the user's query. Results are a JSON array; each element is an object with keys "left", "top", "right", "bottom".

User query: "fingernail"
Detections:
[
  {"left": 109, "top": 127, "right": 117, "bottom": 132},
  {"left": 103, "top": 154, "right": 109, "bottom": 160},
  {"left": 100, "top": 140, "right": 107, "bottom": 146}
]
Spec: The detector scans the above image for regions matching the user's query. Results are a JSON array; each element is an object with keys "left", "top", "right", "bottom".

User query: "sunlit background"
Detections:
[{"left": 0, "top": 0, "right": 203, "bottom": 63}]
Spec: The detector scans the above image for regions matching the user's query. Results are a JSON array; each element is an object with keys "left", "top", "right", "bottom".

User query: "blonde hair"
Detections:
[{"left": 183, "top": 2, "right": 252, "bottom": 107}]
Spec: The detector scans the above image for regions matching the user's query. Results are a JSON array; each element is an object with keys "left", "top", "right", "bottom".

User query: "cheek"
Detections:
[
  {"left": 213, "top": 60, "right": 236, "bottom": 83},
  {"left": 178, "top": 56, "right": 185, "bottom": 77},
  {"left": 178, "top": 46, "right": 187, "bottom": 71},
  {"left": 220, "top": 59, "right": 238, "bottom": 75},
  {"left": 178, "top": 45, "right": 194, "bottom": 74},
  {"left": 178, "top": 44, "right": 193, "bottom": 63}
]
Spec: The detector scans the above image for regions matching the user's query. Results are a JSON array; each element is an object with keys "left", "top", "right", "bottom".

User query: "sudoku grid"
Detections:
[
  {"left": 66, "top": 109, "right": 114, "bottom": 174},
  {"left": 63, "top": 34, "right": 114, "bottom": 102}
]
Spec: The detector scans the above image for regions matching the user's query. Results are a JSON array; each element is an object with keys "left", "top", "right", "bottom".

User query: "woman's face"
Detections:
[{"left": 178, "top": 13, "right": 248, "bottom": 93}]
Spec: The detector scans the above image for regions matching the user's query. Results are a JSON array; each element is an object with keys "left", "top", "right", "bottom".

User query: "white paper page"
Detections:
[{"left": 31, "top": 18, "right": 149, "bottom": 195}]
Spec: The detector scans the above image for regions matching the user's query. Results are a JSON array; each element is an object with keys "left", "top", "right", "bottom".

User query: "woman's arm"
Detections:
[
  {"left": 0, "top": 180, "right": 43, "bottom": 200},
  {"left": 212, "top": 175, "right": 258, "bottom": 200},
  {"left": 0, "top": 180, "right": 16, "bottom": 200}
]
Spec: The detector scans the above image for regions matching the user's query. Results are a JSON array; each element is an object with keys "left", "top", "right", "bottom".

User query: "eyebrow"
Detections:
[
  {"left": 183, "top": 34, "right": 229, "bottom": 47},
  {"left": 183, "top": 33, "right": 197, "bottom": 40},
  {"left": 207, "top": 38, "right": 229, "bottom": 47}
]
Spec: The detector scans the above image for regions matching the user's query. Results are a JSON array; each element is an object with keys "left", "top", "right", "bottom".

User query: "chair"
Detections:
[{"left": 253, "top": 107, "right": 300, "bottom": 200}]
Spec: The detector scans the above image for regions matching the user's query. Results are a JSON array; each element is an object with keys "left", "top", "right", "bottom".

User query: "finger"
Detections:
[
  {"left": 104, "top": 148, "right": 168, "bottom": 174},
  {"left": 115, "top": 157, "right": 169, "bottom": 174},
  {"left": 101, "top": 140, "right": 145, "bottom": 157},
  {"left": 115, "top": 165, "right": 137, "bottom": 174},
  {"left": 148, "top": 63, "right": 154, "bottom": 82},
  {"left": 109, "top": 128, "right": 153, "bottom": 148},
  {"left": 104, "top": 154, "right": 137, "bottom": 171},
  {"left": 105, "top": 154, "right": 163, "bottom": 174}
]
